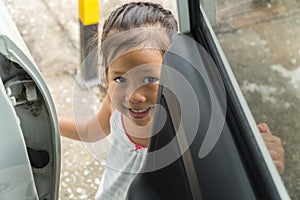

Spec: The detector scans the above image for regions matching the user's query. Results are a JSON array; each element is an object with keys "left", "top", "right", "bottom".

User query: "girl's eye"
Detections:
[
  {"left": 144, "top": 77, "right": 158, "bottom": 84},
  {"left": 114, "top": 77, "right": 126, "bottom": 83}
]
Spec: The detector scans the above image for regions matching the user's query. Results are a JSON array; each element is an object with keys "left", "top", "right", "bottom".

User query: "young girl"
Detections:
[{"left": 59, "top": 2, "right": 284, "bottom": 199}]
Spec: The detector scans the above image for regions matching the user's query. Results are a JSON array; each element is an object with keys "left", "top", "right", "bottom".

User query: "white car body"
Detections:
[{"left": 0, "top": 1, "right": 60, "bottom": 199}]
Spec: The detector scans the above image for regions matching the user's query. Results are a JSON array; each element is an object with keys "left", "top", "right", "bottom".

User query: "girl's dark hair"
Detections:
[
  {"left": 101, "top": 2, "right": 178, "bottom": 42},
  {"left": 100, "top": 2, "right": 178, "bottom": 88}
]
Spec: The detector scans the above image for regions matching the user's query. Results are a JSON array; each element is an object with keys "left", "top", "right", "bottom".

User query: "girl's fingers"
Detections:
[
  {"left": 263, "top": 140, "right": 285, "bottom": 175},
  {"left": 261, "top": 133, "right": 282, "bottom": 144},
  {"left": 257, "top": 123, "right": 271, "bottom": 134},
  {"left": 273, "top": 160, "right": 285, "bottom": 175},
  {"left": 258, "top": 123, "right": 285, "bottom": 174}
]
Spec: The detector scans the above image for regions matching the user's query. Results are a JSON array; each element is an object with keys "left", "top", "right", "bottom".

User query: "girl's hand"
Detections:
[{"left": 258, "top": 123, "right": 285, "bottom": 175}]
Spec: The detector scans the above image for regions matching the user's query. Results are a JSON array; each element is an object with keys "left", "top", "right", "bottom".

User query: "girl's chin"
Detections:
[{"left": 132, "top": 119, "right": 152, "bottom": 127}]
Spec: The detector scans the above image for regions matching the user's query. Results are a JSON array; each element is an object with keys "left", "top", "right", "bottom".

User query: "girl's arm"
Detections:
[{"left": 59, "top": 95, "right": 112, "bottom": 142}]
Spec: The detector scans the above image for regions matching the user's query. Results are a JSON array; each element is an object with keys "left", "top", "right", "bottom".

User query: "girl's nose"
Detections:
[{"left": 126, "top": 88, "right": 147, "bottom": 103}]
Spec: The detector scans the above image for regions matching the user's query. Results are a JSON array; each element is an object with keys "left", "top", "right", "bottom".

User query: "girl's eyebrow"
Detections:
[
  {"left": 112, "top": 69, "right": 152, "bottom": 74},
  {"left": 111, "top": 71, "right": 125, "bottom": 76}
]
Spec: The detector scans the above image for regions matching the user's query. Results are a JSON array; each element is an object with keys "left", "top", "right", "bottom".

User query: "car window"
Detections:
[{"left": 205, "top": 0, "right": 300, "bottom": 198}]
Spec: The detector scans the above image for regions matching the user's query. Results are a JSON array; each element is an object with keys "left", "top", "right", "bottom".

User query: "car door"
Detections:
[
  {"left": 127, "top": 0, "right": 291, "bottom": 199},
  {"left": 0, "top": 1, "right": 60, "bottom": 200}
]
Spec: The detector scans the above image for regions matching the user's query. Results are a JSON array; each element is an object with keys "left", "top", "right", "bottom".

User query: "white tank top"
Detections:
[{"left": 95, "top": 110, "right": 147, "bottom": 200}]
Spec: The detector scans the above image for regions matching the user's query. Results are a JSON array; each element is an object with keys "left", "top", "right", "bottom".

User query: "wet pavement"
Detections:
[{"left": 2, "top": 0, "right": 300, "bottom": 199}]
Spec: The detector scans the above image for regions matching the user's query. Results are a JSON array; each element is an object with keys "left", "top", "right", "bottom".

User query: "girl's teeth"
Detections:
[{"left": 131, "top": 108, "right": 148, "bottom": 113}]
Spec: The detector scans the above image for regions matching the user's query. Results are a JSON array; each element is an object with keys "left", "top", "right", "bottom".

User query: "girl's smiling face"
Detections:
[{"left": 107, "top": 49, "right": 163, "bottom": 126}]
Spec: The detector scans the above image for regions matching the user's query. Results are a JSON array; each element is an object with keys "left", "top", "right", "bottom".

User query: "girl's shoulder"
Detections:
[
  {"left": 110, "top": 109, "right": 119, "bottom": 120},
  {"left": 110, "top": 109, "right": 123, "bottom": 127}
]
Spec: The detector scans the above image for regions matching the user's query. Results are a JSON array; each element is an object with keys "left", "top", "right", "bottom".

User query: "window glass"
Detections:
[{"left": 209, "top": 0, "right": 300, "bottom": 198}]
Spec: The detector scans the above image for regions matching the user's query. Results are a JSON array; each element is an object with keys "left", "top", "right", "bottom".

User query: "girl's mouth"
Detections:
[{"left": 128, "top": 107, "right": 151, "bottom": 118}]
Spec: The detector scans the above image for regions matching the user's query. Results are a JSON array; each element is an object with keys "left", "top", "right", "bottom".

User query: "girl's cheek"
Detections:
[
  {"left": 107, "top": 81, "right": 116, "bottom": 93},
  {"left": 110, "top": 89, "right": 126, "bottom": 105}
]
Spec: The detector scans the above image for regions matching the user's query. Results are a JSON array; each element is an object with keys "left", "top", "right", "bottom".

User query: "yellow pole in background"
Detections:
[
  {"left": 78, "top": 0, "right": 99, "bottom": 86},
  {"left": 79, "top": 0, "right": 99, "bottom": 25}
]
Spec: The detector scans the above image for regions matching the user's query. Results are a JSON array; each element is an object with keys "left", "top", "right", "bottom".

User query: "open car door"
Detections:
[
  {"left": 0, "top": 1, "right": 60, "bottom": 200},
  {"left": 127, "top": 0, "right": 290, "bottom": 199}
]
